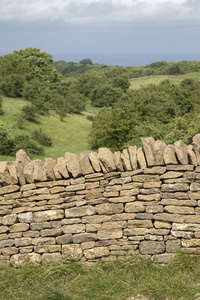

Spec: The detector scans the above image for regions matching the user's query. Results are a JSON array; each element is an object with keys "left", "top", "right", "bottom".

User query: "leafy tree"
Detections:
[
  {"left": 91, "top": 84, "right": 123, "bottom": 107},
  {"left": 0, "top": 122, "right": 16, "bottom": 155},
  {"left": 79, "top": 59, "right": 93, "bottom": 65},
  {"left": 14, "top": 134, "right": 44, "bottom": 157}
]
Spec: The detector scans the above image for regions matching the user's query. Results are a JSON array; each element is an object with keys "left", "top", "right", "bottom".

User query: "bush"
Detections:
[
  {"left": 14, "top": 134, "right": 44, "bottom": 157},
  {"left": 32, "top": 128, "right": 52, "bottom": 147},
  {"left": 0, "top": 122, "right": 16, "bottom": 155}
]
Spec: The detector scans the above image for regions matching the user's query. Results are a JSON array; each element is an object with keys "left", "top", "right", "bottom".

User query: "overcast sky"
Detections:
[{"left": 1, "top": 0, "right": 200, "bottom": 64}]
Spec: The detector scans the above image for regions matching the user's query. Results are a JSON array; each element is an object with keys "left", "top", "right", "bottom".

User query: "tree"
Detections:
[
  {"left": 91, "top": 84, "right": 123, "bottom": 107},
  {"left": 79, "top": 59, "right": 93, "bottom": 65}
]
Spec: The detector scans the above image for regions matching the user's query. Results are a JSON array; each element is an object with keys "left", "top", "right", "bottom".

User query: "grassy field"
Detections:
[
  {"left": 129, "top": 72, "right": 200, "bottom": 90},
  {"left": 0, "top": 252, "right": 200, "bottom": 300},
  {"left": 0, "top": 97, "right": 99, "bottom": 161}
]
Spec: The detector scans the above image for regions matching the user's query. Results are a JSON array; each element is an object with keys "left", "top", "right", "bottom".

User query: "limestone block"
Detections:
[
  {"left": 44, "top": 158, "right": 56, "bottom": 180},
  {"left": 30, "top": 222, "right": 51, "bottom": 231},
  {"left": 161, "top": 183, "right": 189, "bottom": 192},
  {"left": 164, "top": 205, "right": 194, "bottom": 214},
  {"left": 66, "top": 184, "right": 85, "bottom": 192},
  {"left": 88, "top": 152, "right": 101, "bottom": 172},
  {"left": 114, "top": 151, "right": 124, "bottom": 172},
  {"left": 56, "top": 234, "right": 73, "bottom": 244},
  {"left": 132, "top": 175, "right": 160, "bottom": 182},
  {"left": 10, "top": 223, "right": 29, "bottom": 232},
  {"left": 139, "top": 241, "right": 165, "bottom": 255},
  {"left": 192, "top": 133, "right": 200, "bottom": 165},
  {"left": 8, "top": 163, "right": 18, "bottom": 184},
  {"left": 54, "top": 157, "right": 70, "bottom": 179},
  {"left": 139, "top": 188, "right": 161, "bottom": 194},
  {"left": 171, "top": 231, "right": 194, "bottom": 239},
  {"left": 172, "top": 223, "right": 200, "bottom": 231},
  {"left": 167, "top": 164, "right": 194, "bottom": 171},
  {"left": 135, "top": 213, "right": 153, "bottom": 220},
  {"left": 160, "top": 171, "right": 183, "bottom": 179},
  {"left": 14, "top": 238, "right": 32, "bottom": 247},
  {"left": 101, "top": 221, "right": 126, "bottom": 229},
  {"left": 143, "top": 182, "right": 161, "bottom": 188},
  {"left": 153, "top": 140, "right": 166, "bottom": 166},
  {"left": 161, "top": 199, "right": 197, "bottom": 206},
  {"left": 79, "top": 152, "right": 94, "bottom": 175},
  {"left": 40, "top": 228, "right": 63, "bottom": 237},
  {"left": 95, "top": 203, "right": 123, "bottom": 215},
  {"left": 24, "top": 161, "right": 34, "bottom": 183},
  {"left": 137, "top": 194, "right": 160, "bottom": 201},
  {"left": 97, "top": 229, "right": 122, "bottom": 240},
  {"left": 153, "top": 253, "right": 175, "bottom": 263},
  {"left": 33, "top": 210, "right": 64, "bottom": 222},
  {"left": 154, "top": 213, "right": 184, "bottom": 223},
  {"left": 137, "top": 147, "right": 147, "bottom": 169},
  {"left": 181, "top": 239, "right": 200, "bottom": 247},
  {"left": 161, "top": 191, "right": 189, "bottom": 199},
  {"left": 81, "top": 241, "right": 95, "bottom": 250},
  {"left": 121, "top": 149, "right": 132, "bottom": 171},
  {"left": 124, "top": 228, "right": 149, "bottom": 236},
  {"left": 0, "top": 161, "right": 11, "bottom": 186},
  {"left": 62, "top": 224, "right": 85, "bottom": 234},
  {"left": 174, "top": 140, "right": 188, "bottom": 164},
  {"left": 18, "top": 212, "right": 33, "bottom": 223},
  {"left": 146, "top": 205, "right": 163, "bottom": 213},
  {"left": 15, "top": 162, "right": 26, "bottom": 186},
  {"left": 127, "top": 220, "right": 153, "bottom": 228},
  {"left": 86, "top": 223, "right": 101, "bottom": 232},
  {"left": 2, "top": 214, "right": 17, "bottom": 225},
  {"left": 98, "top": 148, "right": 116, "bottom": 172},
  {"left": 0, "top": 226, "right": 9, "bottom": 233},
  {"left": 141, "top": 137, "right": 155, "bottom": 167},
  {"left": 32, "top": 237, "right": 55, "bottom": 246},
  {"left": 144, "top": 234, "right": 163, "bottom": 241},
  {"left": 72, "top": 233, "right": 97, "bottom": 244},
  {"left": 184, "top": 215, "right": 200, "bottom": 223},
  {"left": 16, "top": 149, "right": 31, "bottom": 166},
  {"left": 84, "top": 247, "right": 109, "bottom": 259},
  {"left": 32, "top": 159, "right": 47, "bottom": 182},
  {"left": 65, "top": 152, "right": 82, "bottom": 178},
  {"left": 62, "top": 244, "right": 82, "bottom": 260},
  {"left": 82, "top": 215, "right": 112, "bottom": 224},
  {"left": 125, "top": 202, "right": 145, "bottom": 213},
  {"left": 120, "top": 189, "right": 139, "bottom": 197},
  {"left": 10, "top": 253, "right": 41, "bottom": 265},
  {"left": 34, "top": 245, "right": 61, "bottom": 253},
  {"left": 154, "top": 221, "right": 171, "bottom": 229},
  {"left": 190, "top": 183, "right": 200, "bottom": 192},
  {"left": 1, "top": 247, "right": 18, "bottom": 256},
  {"left": 164, "top": 145, "right": 178, "bottom": 165},
  {"left": 41, "top": 253, "right": 62, "bottom": 264},
  {"left": 187, "top": 145, "right": 197, "bottom": 166},
  {"left": 65, "top": 206, "right": 95, "bottom": 218},
  {"left": 0, "top": 239, "right": 14, "bottom": 248},
  {"left": 128, "top": 146, "right": 138, "bottom": 170}
]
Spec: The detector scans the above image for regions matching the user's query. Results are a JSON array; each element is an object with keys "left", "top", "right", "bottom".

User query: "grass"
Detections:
[
  {"left": 0, "top": 97, "right": 100, "bottom": 161},
  {"left": 0, "top": 252, "right": 200, "bottom": 300}
]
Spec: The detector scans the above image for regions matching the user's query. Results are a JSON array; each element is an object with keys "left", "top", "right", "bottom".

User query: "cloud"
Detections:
[{"left": 0, "top": 0, "right": 199, "bottom": 24}]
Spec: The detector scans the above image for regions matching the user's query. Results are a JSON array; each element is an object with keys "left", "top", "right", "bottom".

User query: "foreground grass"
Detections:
[
  {"left": 0, "top": 252, "right": 200, "bottom": 300},
  {"left": 0, "top": 97, "right": 99, "bottom": 161}
]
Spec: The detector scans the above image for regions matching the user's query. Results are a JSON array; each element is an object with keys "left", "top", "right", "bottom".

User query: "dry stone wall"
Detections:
[{"left": 1, "top": 135, "right": 200, "bottom": 266}]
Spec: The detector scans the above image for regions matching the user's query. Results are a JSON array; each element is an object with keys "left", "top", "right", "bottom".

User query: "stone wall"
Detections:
[{"left": 1, "top": 135, "right": 200, "bottom": 266}]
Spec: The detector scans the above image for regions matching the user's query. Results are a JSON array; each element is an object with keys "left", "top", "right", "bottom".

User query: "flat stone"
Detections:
[
  {"left": 0, "top": 226, "right": 9, "bottom": 233},
  {"left": 146, "top": 205, "right": 163, "bottom": 213},
  {"left": 73, "top": 233, "right": 97, "bottom": 244},
  {"left": 187, "top": 145, "right": 197, "bottom": 166},
  {"left": 113, "top": 151, "right": 124, "bottom": 172},
  {"left": 10, "top": 253, "right": 41, "bottom": 265},
  {"left": 181, "top": 239, "right": 200, "bottom": 247},
  {"left": 161, "top": 199, "right": 197, "bottom": 206},
  {"left": 10, "top": 223, "right": 29, "bottom": 232},
  {"left": 32, "top": 159, "right": 47, "bottom": 182},
  {"left": 129, "top": 146, "right": 138, "bottom": 170},
  {"left": 16, "top": 149, "right": 31, "bottom": 166},
  {"left": 14, "top": 238, "right": 32, "bottom": 247},
  {"left": 139, "top": 241, "right": 165, "bottom": 255},
  {"left": 160, "top": 171, "right": 183, "bottom": 179},
  {"left": 124, "top": 228, "right": 149, "bottom": 236},
  {"left": 44, "top": 158, "right": 56, "bottom": 180},
  {"left": 154, "top": 221, "right": 171, "bottom": 229},
  {"left": 88, "top": 152, "right": 101, "bottom": 172},
  {"left": 42, "top": 253, "right": 62, "bottom": 264},
  {"left": 127, "top": 220, "right": 153, "bottom": 228},
  {"left": 135, "top": 213, "right": 153, "bottom": 220},
  {"left": 65, "top": 205, "right": 95, "bottom": 218},
  {"left": 121, "top": 149, "right": 132, "bottom": 171},
  {"left": 84, "top": 247, "right": 109, "bottom": 259},
  {"left": 172, "top": 223, "right": 200, "bottom": 231},
  {"left": 2, "top": 214, "right": 17, "bottom": 225},
  {"left": 65, "top": 152, "right": 82, "bottom": 178},
  {"left": 192, "top": 133, "right": 200, "bottom": 165},
  {"left": 137, "top": 147, "right": 147, "bottom": 169},
  {"left": 0, "top": 185, "right": 19, "bottom": 195},
  {"left": 125, "top": 202, "right": 145, "bottom": 213},
  {"left": 54, "top": 157, "right": 70, "bottom": 179},
  {"left": 0, "top": 239, "right": 14, "bottom": 248},
  {"left": 34, "top": 245, "right": 61, "bottom": 253},
  {"left": 32, "top": 237, "right": 55, "bottom": 245},
  {"left": 24, "top": 161, "right": 34, "bottom": 183},
  {"left": 132, "top": 175, "right": 160, "bottom": 182},
  {"left": 97, "top": 229, "right": 122, "bottom": 240},
  {"left": 153, "top": 140, "right": 166, "bottom": 166},
  {"left": 164, "top": 205, "right": 194, "bottom": 214},
  {"left": 164, "top": 145, "right": 178, "bottom": 165},
  {"left": 62, "top": 244, "right": 82, "bottom": 260},
  {"left": 33, "top": 210, "right": 64, "bottom": 222},
  {"left": 8, "top": 163, "right": 18, "bottom": 184},
  {"left": 161, "top": 183, "right": 189, "bottom": 192},
  {"left": 98, "top": 148, "right": 116, "bottom": 172},
  {"left": 154, "top": 213, "right": 184, "bottom": 223},
  {"left": 95, "top": 203, "right": 123, "bottom": 215},
  {"left": 190, "top": 183, "right": 200, "bottom": 192},
  {"left": 56, "top": 234, "right": 73, "bottom": 244},
  {"left": 166, "top": 165, "right": 194, "bottom": 171},
  {"left": 137, "top": 194, "right": 160, "bottom": 201},
  {"left": 141, "top": 137, "right": 155, "bottom": 167},
  {"left": 144, "top": 167, "right": 166, "bottom": 175},
  {"left": 18, "top": 212, "right": 33, "bottom": 223},
  {"left": 79, "top": 152, "right": 94, "bottom": 175},
  {"left": 174, "top": 140, "right": 188, "bottom": 164},
  {"left": 62, "top": 224, "right": 85, "bottom": 234}
]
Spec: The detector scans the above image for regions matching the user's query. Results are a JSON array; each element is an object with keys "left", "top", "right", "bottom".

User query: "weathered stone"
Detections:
[
  {"left": 84, "top": 247, "right": 109, "bottom": 259},
  {"left": 23, "top": 231, "right": 40, "bottom": 238},
  {"left": 101, "top": 221, "right": 126, "bottom": 229},
  {"left": 56, "top": 234, "right": 73, "bottom": 244},
  {"left": 139, "top": 188, "right": 160, "bottom": 194},
  {"left": 192, "top": 133, "right": 200, "bottom": 165},
  {"left": 14, "top": 238, "right": 32, "bottom": 247},
  {"left": 143, "top": 182, "right": 161, "bottom": 188},
  {"left": 174, "top": 140, "right": 188, "bottom": 164},
  {"left": 79, "top": 152, "right": 94, "bottom": 175},
  {"left": 82, "top": 215, "right": 112, "bottom": 224},
  {"left": 95, "top": 203, "right": 123, "bottom": 215},
  {"left": 181, "top": 239, "right": 200, "bottom": 247},
  {"left": 16, "top": 149, "right": 31, "bottom": 166},
  {"left": 154, "top": 253, "right": 175, "bottom": 263},
  {"left": 135, "top": 213, "right": 153, "bottom": 220},
  {"left": 187, "top": 145, "right": 197, "bottom": 166},
  {"left": 98, "top": 148, "right": 116, "bottom": 172},
  {"left": 164, "top": 145, "right": 178, "bottom": 165},
  {"left": 0, "top": 239, "right": 14, "bottom": 248},
  {"left": 2, "top": 214, "right": 17, "bottom": 225},
  {"left": 190, "top": 183, "right": 200, "bottom": 192},
  {"left": 15, "top": 162, "right": 25, "bottom": 186},
  {"left": 42, "top": 253, "right": 62, "bottom": 264},
  {"left": 137, "top": 147, "right": 147, "bottom": 169},
  {"left": 86, "top": 223, "right": 101, "bottom": 232},
  {"left": 18, "top": 212, "right": 33, "bottom": 223},
  {"left": 65, "top": 206, "right": 95, "bottom": 218},
  {"left": 137, "top": 194, "right": 160, "bottom": 201},
  {"left": 0, "top": 226, "right": 9, "bottom": 233},
  {"left": 171, "top": 230, "right": 194, "bottom": 239},
  {"left": 124, "top": 228, "right": 149, "bottom": 236},
  {"left": 66, "top": 184, "right": 85, "bottom": 192},
  {"left": 128, "top": 146, "right": 138, "bottom": 170},
  {"left": 85, "top": 182, "right": 99, "bottom": 190},
  {"left": 62, "top": 244, "right": 82, "bottom": 260},
  {"left": 161, "top": 199, "right": 197, "bottom": 206},
  {"left": 4, "top": 191, "right": 21, "bottom": 200},
  {"left": 20, "top": 183, "right": 36, "bottom": 192},
  {"left": 40, "top": 228, "right": 63, "bottom": 237},
  {"left": 125, "top": 202, "right": 145, "bottom": 213},
  {"left": 146, "top": 205, "right": 163, "bottom": 213},
  {"left": 24, "top": 161, "right": 34, "bottom": 183},
  {"left": 34, "top": 245, "right": 61, "bottom": 253},
  {"left": 184, "top": 215, "right": 200, "bottom": 223},
  {"left": 166, "top": 164, "right": 194, "bottom": 171},
  {"left": 144, "top": 167, "right": 166, "bottom": 175},
  {"left": 0, "top": 184, "right": 19, "bottom": 195},
  {"left": 44, "top": 158, "right": 56, "bottom": 180},
  {"left": 120, "top": 189, "right": 139, "bottom": 197},
  {"left": 113, "top": 151, "right": 124, "bottom": 172},
  {"left": 1, "top": 247, "right": 18, "bottom": 256},
  {"left": 144, "top": 234, "right": 163, "bottom": 241},
  {"left": 97, "top": 229, "right": 122, "bottom": 240},
  {"left": 62, "top": 224, "right": 85, "bottom": 234},
  {"left": 65, "top": 152, "right": 82, "bottom": 178},
  {"left": 139, "top": 241, "right": 165, "bottom": 255},
  {"left": 132, "top": 175, "right": 160, "bottom": 182},
  {"left": 32, "top": 237, "right": 55, "bottom": 245},
  {"left": 154, "top": 213, "right": 184, "bottom": 223},
  {"left": 154, "top": 221, "right": 171, "bottom": 229},
  {"left": 141, "top": 137, "right": 155, "bottom": 167},
  {"left": 164, "top": 205, "right": 194, "bottom": 214},
  {"left": 10, "top": 253, "right": 41, "bottom": 265},
  {"left": 88, "top": 152, "right": 101, "bottom": 172},
  {"left": 34, "top": 210, "right": 64, "bottom": 222},
  {"left": 127, "top": 220, "right": 153, "bottom": 228},
  {"left": 153, "top": 140, "right": 166, "bottom": 166},
  {"left": 161, "top": 192, "right": 189, "bottom": 199},
  {"left": 172, "top": 223, "right": 200, "bottom": 231},
  {"left": 32, "top": 159, "right": 47, "bottom": 182},
  {"left": 8, "top": 164, "right": 18, "bottom": 184},
  {"left": 73, "top": 233, "right": 97, "bottom": 243},
  {"left": 121, "top": 149, "right": 132, "bottom": 171},
  {"left": 160, "top": 171, "right": 183, "bottom": 179},
  {"left": 161, "top": 183, "right": 189, "bottom": 192},
  {"left": 54, "top": 157, "right": 70, "bottom": 179},
  {"left": 10, "top": 223, "right": 29, "bottom": 232}
]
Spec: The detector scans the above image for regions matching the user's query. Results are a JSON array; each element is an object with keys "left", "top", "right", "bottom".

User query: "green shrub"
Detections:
[
  {"left": 32, "top": 128, "right": 52, "bottom": 147},
  {"left": 14, "top": 134, "right": 44, "bottom": 157},
  {"left": 0, "top": 122, "right": 16, "bottom": 155}
]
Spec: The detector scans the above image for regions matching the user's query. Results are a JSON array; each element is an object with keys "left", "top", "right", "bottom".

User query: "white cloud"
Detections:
[{"left": 0, "top": 0, "right": 199, "bottom": 23}]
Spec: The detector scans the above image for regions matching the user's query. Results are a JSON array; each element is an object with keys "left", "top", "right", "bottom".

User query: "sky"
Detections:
[{"left": 1, "top": 0, "right": 200, "bottom": 64}]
